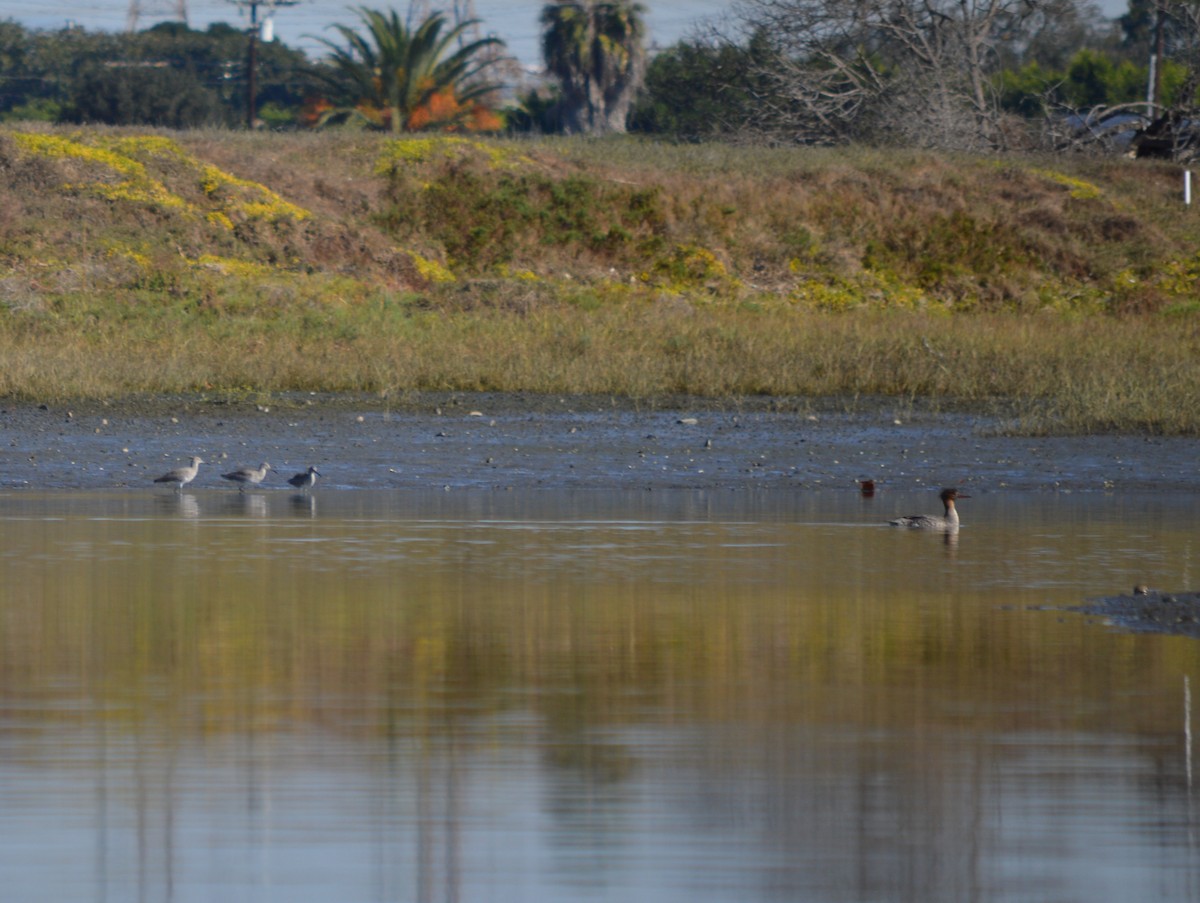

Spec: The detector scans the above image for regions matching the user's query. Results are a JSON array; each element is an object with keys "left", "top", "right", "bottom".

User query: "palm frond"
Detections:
[{"left": 307, "top": 6, "right": 509, "bottom": 131}]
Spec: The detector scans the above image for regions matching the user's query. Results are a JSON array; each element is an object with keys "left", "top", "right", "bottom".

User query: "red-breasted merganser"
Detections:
[{"left": 889, "top": 487, "right": 969, "bottom": 531}]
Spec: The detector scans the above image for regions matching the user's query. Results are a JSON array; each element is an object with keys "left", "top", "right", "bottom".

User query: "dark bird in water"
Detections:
[{"left": 287, "top": 466, "right": 320, "bottom": 491}]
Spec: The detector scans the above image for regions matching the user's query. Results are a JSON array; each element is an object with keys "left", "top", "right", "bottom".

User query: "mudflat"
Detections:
[{"left": 0, "top": 393, "right": 1192, "bottom": 493}]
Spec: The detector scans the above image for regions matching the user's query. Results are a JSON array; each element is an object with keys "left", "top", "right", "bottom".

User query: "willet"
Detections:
[
  {"left": 154, "top": 456, "right": 204, "bottom": 490},
  {"left": 221, "top": 462, "right": 271, "bottom": 491},
  {"left": 286, "top": 466, "right": 320, "bottom": 491}
]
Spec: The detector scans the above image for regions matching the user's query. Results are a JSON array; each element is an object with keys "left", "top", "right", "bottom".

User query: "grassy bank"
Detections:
[{"left": 2, "top": 126, "right": 1199, "bottom": 432}]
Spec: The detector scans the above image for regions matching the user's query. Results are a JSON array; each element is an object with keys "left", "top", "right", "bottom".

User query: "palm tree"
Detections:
[
  {"left": 540, "top": 0, "right": 647, "bottom": 135},
  {"left": 313, "top": 6, "right": 506, "bottom": 132}
]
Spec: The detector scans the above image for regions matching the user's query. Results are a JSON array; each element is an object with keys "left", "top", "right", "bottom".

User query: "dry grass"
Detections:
[
  {"left": 2, "top": 125, "right": 1200, "bottom": 432},
  {"left": 2, "top": 298, "right": 1199, "bottom": 433}
]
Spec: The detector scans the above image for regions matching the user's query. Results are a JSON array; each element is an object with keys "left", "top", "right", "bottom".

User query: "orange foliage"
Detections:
[
  {"left": 298, "top": 97, "right": 334, "bottom": 128},
  {"left": 355, "top": 101, "right": 389, "bottom": 129},
  {"left": 407, "top": 86, "right": 502, "bottom": 132},
  {"left": 300, "top": 87, "right": 502, "bottom": 132},
  {"left": 468, "top": 103, "right": 504, "bottom": 132},
  {"left": 299, "top": 96, "right": 387, "bottom": 128}
]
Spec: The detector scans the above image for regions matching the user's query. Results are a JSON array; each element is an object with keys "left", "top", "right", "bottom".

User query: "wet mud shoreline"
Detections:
[
  {"left": 1072, "top": 592, "right": 1200, "bottom": 640},
  {"left": 6, "top": 391, "right": 1200, "bottom": 640},
  {"left": 1, "top": 392, "right": 1196, "bottom": 493}
]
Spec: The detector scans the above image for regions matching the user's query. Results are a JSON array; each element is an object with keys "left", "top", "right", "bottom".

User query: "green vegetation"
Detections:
[
  {"left": 0, "top": 3, "right": 1189, "bottom": 149},
  {"left": 540, "top": 0, "right": 647, "bottom": 135},
  {"left": 0, "top": 20, "right": 318, "bottom": 129},
  {"left": 2, "top": 126, "right": 1200, "bottom": 433},
  {"left": 311, "top": 7, "right": 507, "bottom": 132}
]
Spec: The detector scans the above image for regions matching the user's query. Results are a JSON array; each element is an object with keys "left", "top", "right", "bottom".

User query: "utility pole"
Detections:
[
  {"left": 226, "top": 0, "right": 298, "bottom": 128},
  {"left": 1147, "top": 0, "right": 1166, "bottom": 119}
]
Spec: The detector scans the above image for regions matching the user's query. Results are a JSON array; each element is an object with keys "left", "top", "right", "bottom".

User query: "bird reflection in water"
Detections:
[
  {"left": 156, "top": 491, "right": 200, "bottom": 518},
  {"left": 224, "top": 492, "right": 268, "bottom": 518},
  {"left": 289, "top": 493, "right": 318, "bottom": 518}
]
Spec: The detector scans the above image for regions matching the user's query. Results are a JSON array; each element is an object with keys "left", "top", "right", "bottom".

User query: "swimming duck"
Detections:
[{"left": 889, "top": 487, "right": 969, "bottom": 531}]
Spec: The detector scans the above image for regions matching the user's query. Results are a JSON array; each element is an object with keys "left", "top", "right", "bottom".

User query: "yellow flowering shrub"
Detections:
[
  {"left": 11, "top": 132, "right": 188, "bottom": 211},
  {"left": 193, "top": 255, "right": 280, "bottom": 278},
  {"left": 642, "top": 243, "right": 737, "bottom": 293},
  {"left": 10, "top": 131, "right": 310, "bottom": 225},
  {"left": 495, "top": 264, "right": 540, "bottom": 282},
  {"left": 1031, "top": 168, "right": 1103, "bottom": 200},
  {"left": 1156, "top": 255, "right": 1200, "bottom": 296},
  {"left": 374, "top": 136, "right": 524, "bottom": 176},
  {"left": 198, "top": 164, "right": 311, "bottom": 223},
  {"left": 12, "top": 132, "right": 141, "bottom": 177},
  {"left": 103, "top": 135, "right": 192, "bottom": 162},
  {"left": 787, "top": 266, "right": 932, "bottom": 312},
  {"left": 206, "top": 211, "right": 236, "bottom": 231},
  {"left": 109, "top": 247, "right": 150, "bottom": 266},
  {"left": 408, "top": 251, "right": 457, "bottom": 284}
]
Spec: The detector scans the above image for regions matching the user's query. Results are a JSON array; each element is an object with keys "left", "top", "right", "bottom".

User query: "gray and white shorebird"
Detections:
[
  {"left": 221, "top": 462, "right": 272, "bottom": 491},
  {"left": 889, "top": 487, "right": 970, "bottom": 531},
  {"left": 286, "top": 466, "right": 320, "bottom": 491},
  {"left": 153, "top": 456, "right": 204, "bottom": 490}
]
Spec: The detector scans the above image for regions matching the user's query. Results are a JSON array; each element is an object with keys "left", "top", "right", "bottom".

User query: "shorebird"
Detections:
[
  {"left": 221, "top": 462, "right": 271, "bottom": 491},
  {"left": 154, "top": 456, "right": 204, "bottom": 490},
  {"left": 286, "top": 466, "right": 320, "bottom": 492},
  {"left": 889, "top": 487, "right": 970, "bottom": 531}
]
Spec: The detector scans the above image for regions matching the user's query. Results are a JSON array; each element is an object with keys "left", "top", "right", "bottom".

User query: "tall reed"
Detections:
[{"left": 2, "top": 301, "right": 1198, "bottom": 433}]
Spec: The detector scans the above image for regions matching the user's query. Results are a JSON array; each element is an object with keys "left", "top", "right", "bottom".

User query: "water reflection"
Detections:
[
  {"left": 147, "top": 489, "right": 320, "bottom": 520},
  {"left": 154, "top": 490, "right": 200, "bottom": 519},
  {"left": 219, "top": 490, "right": 269, "bottom": 518},
  {"left": 288, "top": 493, "right": 318, "bottom": 518},
  {"left": 0, "top": 490, "right": 1198, "bottom": 901}
]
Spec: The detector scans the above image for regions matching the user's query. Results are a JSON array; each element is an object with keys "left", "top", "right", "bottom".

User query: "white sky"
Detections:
[
  {"left": 0, "top": 0, "right": 735, "bottom": 67},
  {"left": 0, "top": 0, "right": 1130, "bottom": 69}
]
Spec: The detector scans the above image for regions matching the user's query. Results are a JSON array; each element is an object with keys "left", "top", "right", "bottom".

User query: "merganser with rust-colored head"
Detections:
[{"left": 889, "top": 487, "right": 970, "bottom": 531}]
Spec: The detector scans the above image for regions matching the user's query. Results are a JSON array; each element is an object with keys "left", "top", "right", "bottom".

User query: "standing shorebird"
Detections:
[
  {"left": 154, "top": 456, "right": 204, "bottom": 490},
  {"left": 286, "top": 466, "right": 320, "bottom": 492},
  {"left": 221, "top": 462, "right": 272, "bottom": 491},
  {"left": 889, "top": 487, "right": 970, "bottom": 531}
]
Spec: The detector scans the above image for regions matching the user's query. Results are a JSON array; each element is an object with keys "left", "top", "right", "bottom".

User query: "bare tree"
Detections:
[
  {"left": 1125, "top": 0, "right": 1200, "bottom": 159},
  {"left": 727, "top": 0, "right": 1051, "bottom": 148}
]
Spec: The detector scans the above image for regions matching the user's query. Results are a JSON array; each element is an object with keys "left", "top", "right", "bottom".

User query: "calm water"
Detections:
[{"left": 1, "top": 488, "right": 1199, "bottom": 902}]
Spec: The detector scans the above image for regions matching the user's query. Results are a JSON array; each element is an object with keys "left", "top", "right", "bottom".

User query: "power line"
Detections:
[
  {"left": 224, "top": 0, "right": 299, "bottom": 127},
  {"left": 0, "top": 0, "right": 741, "bottom": 64},
  {"left": 125, "top": 0, "right": 187, "bottom": 32}
]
